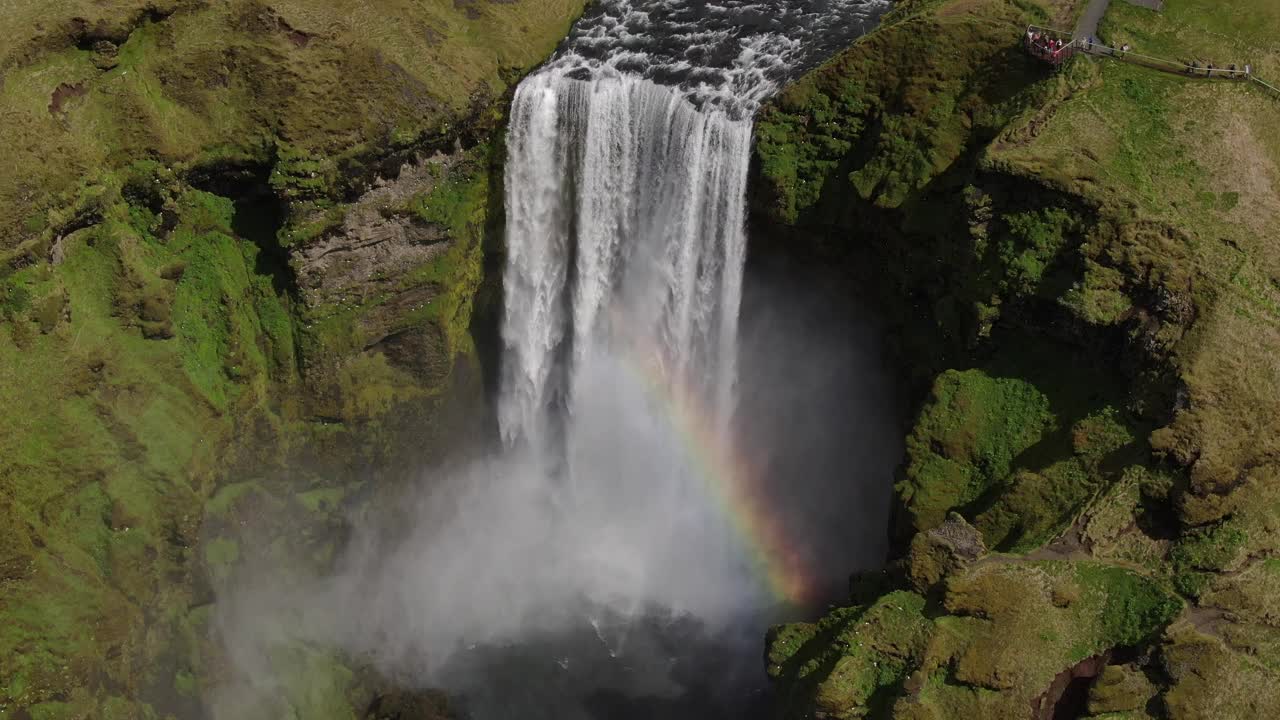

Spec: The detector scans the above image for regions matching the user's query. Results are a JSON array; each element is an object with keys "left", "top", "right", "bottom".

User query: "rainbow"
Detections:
[{"left": 619, "top": 345, "right": 821, "bottom": 608}]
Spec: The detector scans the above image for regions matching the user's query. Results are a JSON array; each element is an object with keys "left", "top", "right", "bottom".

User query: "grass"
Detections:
[
  {"left": 0, "top": 0, "right": 587, "bottom": 258},
  {"left": 0, "top": 0, "right": 582, "bottom": 716},
  {"left": 0, "top": 189, "right": 270, "bottom": 710},
  {"left": 1160, "top": 623, "right": 1280, "bottom": 717},
  {"left": 1169, "top": 518, "right": 1248, "bottom": 596},
  {"left": 897, "top": 331, "right": 1145, "bottom": 552},
  {"left": 761, "top": 0, "right": 1280, "bottom": 713},
  {"left": 768, "top": 591, "right": 933, "bottom": 718},
  {"left": 884, "top": 561, "right": 1179, "bottom": 718},
  {"left": 756, "top": 0, "right": 1045, "bottom": 221},
  {"left": 991, "top": 6, "right": 1280, "bottom": 528},
  {"left": 898, "top": 368, "right": 1055, "bottom": 532},
  {"left": 1098, "top": 0, "right": 1280, "bottom": 77},
  {"left": 0, "top": 118, "right": 493, "bottom": 720}
]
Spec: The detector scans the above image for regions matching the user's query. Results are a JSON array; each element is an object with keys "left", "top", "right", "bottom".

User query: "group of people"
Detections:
[
  {"left": 1025, "top": 30, "right": 1074, "bottom": 65},
  {"left": 1025, "top": 26, "right": 1258, "bottom": 83}
]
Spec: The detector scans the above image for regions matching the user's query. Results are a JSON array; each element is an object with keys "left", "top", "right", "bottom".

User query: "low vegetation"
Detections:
[
  {"left": 0, "top": 0, "right": 585, "bottom": 717},
  {"left": 754, "top": 0, "right": 1280, "bottom": 715}
]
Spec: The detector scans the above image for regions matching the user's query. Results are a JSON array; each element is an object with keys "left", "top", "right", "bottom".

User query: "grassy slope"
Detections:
[
  {"left": 1, "top": 0, "right": 584, "bottom": 258},
  {"left": 755, "top": 0, "right": 1280, "bottom": 716},
  {"left": 0, "top": 1, "right": 584, "bottom": 718}
]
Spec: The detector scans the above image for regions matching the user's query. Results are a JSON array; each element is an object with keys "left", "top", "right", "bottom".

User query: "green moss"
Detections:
[
  {"left": 770, "top": 592, "right": 932, "bottom": 719},
  {"left": 1071, "top": 408, "right": 1135, "bottom": 463},
  {"left": 285, "top": 206, "right": 348, "bottom": 248},
  {"left": 271, "top": 143, "right": 338, "bottom": 201},
  {"left": 754, "top": 0, "right": 1044, "bottom": 222},
  {"left": 898, "top": 369, "right": 1054, "bottom": 532},
  {"left": 174, "top": 669, "right": 198, "bottom": 698},
  {"left": 409, "top": 160, "right": 489, "bottom": 236},
  {"left": 767, "top": 622, "right": 822, "bottom": 680},
  {"left": 1159, "top": 626, "right": 1280, "bottom": 718},
  {"left": 1170, "top": 520, "right": 1248, "bottom": 597},
  {"left": 206, "top": 482, "right": 263, "bottom": 519},
  {"left": 758, "top": 0, "right": 1280, "bottom": 713},
  {"left": 296, "top": 487, "right": 348, "bottom": 515},
  {"left": 1077, "top": 564, "right": 1182, "bottom": 647},
  {"left": 0, "top": 1, "right": 582, "bottom": 716},
  {"left": 885, "top": 561, "right": 1179, "bottom": 719},
  {"left": 996, "top": 207, "right": 1080, "bottom": 296},
  {"left": 1, "top": 276, "right": 33, "bottom": 317},
  {"left": 1061, "top": 262, "right": 1135, "bottom": 326}
]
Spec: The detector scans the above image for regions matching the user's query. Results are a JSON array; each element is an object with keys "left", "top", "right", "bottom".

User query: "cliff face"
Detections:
[
  {"left": 0, "top": 1, "right": 585, "bottom": 717},
  {"left": 752, "top": 0, "right": 1280, "bottom": 716}
]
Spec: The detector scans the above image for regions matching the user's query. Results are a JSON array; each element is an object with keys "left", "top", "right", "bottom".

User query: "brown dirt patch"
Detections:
[{"left": 48, "top": 82, "right": 87, "bottom": 115}]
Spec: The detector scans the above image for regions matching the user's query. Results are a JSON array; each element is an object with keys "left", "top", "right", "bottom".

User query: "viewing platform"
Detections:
[{"left": 1021, "top": 23, "right": 1279, "bottom": 101}]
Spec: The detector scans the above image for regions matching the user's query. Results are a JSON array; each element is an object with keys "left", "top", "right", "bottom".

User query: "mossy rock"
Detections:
[
  {"left": 898, "top": 369, "right": 1054, "bottom": 534},
  {"left": 905, "top": 512, "right": 987, "bottom": 593},
  {"left": 1158, "top": 626, "right": 1280, "bottom": 719},
  {"left": 770, "top": 592, "right": 933, "bottom": 719},
  {"left": 1087, "top": 664, "right": 1156, "bottom": 715}
]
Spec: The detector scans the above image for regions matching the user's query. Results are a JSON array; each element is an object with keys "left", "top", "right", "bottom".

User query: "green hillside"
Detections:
[{"left": 753, "top": 0, "right": 1280, "bottom": 716}]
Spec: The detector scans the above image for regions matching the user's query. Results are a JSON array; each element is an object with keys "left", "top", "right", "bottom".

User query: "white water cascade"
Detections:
[
  {"left": 207, "top": 4, "right": 900, "bottom": 718},
  {"left": 500, "top": 73, "right": 751, "bottom": 450},
  {"left": 496, "top": 0, "right": 892, "bottom": 619},
  {"left": 501, "top": 0, "right": 892, "bottom": 442}
]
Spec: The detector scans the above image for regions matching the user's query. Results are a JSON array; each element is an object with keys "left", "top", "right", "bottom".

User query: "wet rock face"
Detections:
[
  {"left": 296, "top": 215, "right": 446, "bottom": 306},
  {"left": 364, "top": 688, "right": 458, "bottom": 720},
  {"left": 287, "top": 144, "right": 491, "bottom": 393},
  {"left": 295, "top": 157, "right": 456, "bottom": 308}
]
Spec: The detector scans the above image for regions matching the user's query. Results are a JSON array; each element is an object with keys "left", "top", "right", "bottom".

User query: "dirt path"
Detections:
[
  {"left": 1074, "top": 0, "right": 1164, "bottom": 41},
  {"left": 1074, "top": 0, "right": 1111, "bottom": 40}
]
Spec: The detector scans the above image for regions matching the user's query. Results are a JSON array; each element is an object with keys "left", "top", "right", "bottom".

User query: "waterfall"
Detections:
[
  {"left": 500, "top": 0, "right": 891, "bottom": 441},
  {"left": 499, "top": 0, "right": 891, "bottom": 450},
  {"left": 495, "top": 0, "right": 893, "bottom": 619},
  {"left": 208, "top": 5, "right": 900, "bottom": 717},
  {"left": 499, "top": 73, "right": 750, "bottom": 449}
]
